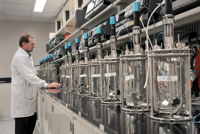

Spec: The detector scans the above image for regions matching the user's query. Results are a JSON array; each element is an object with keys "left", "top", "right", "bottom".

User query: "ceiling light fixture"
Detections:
[{"left": 34, "top": 0, "right": 47, "bottom": 12}]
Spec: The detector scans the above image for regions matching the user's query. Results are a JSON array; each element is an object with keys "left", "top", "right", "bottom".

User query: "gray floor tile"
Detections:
[
  {"left": 0, "top": 117, "right": 39, "bottom": 134},
  {"left": 0, "top": 118, "right": 14, "bottom": 134}
]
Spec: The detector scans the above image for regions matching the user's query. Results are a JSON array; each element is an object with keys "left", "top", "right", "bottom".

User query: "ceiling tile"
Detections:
[
  {"left": 0, "top": 0, "right": 66, "bottom": 23},
  {"left": 44, "top": 6, "right": 58, "bottom": 13},
  {"left": 47, "top": 0, "right": 63, "bottom": 6},
  {"left": 7, "top": 10, "right": 30, "bottom": 16},
  {"left": 32, "top": 12, "right": 55, "bottom": 18},
  {"left": 60, "top": 0, "right": 67, "bottom": 5},
  {"left": 0, "top": 3, "right": 3, "bottom": 9},
  {"left": 31, "top": 17, "right": 51, "bottom": 22},
  {"left": 49, "top": 19, "right": 55, "bottom": 23},
  {"left": 7, "top": 16, "right": 29, "bottom": 21},
  {"left": 5, "top": 0, "right": 33, "bottom": 4},
  {"left": 0, "top": 15, "right": 6, "bottom": 20},
  {"left": 9, "top": 20, "right": 29, "bottom": 22},
  {"left": 49, "top": 17, "right": 55, "bottom": 23},
  {"left": 6, "top": 3, "right": 31, "bottom": 11}
]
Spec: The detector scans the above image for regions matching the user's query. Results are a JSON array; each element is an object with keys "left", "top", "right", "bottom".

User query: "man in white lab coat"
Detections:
[{"left": 11, "top": 34, "right": 60, "bottom": 134}]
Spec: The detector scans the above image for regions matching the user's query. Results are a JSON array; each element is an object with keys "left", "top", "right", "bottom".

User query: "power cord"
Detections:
[
  {"left": 193, "top": 113, "right": 200, "bottom": 124},
  {"left": 116, "top": 21, "right": 133, "bottom": 51},
  {"left": 144, "top": 6, "right": 156, "bottom": 46}
]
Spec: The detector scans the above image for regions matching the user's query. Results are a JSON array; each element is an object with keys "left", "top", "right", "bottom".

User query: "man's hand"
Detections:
[
  {"left": 47, "top": 83, "right": 60, "bottom": 93},
  {"left": 47, "top": 88, "right": 60, "bottom": 93}
]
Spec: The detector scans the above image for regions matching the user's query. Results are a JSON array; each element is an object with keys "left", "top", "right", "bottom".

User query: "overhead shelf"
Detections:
[
  {"left": 48, "top": 13, "right": 77, "bottom": 42},
  {"left": 113, "top": 0, "right": 134, "bottom": 6},
  {"left": 80, "top": 3, "right": 121, "bottom": 30},
  {"left": 79, "top": 0, "right": 130, "bottom": 30},
  {"left": 117, "top": 6, "right": 200, "bottom": 42},
  {"left": 47, "top": 44, "right": 62, "bottom": 54},
  {"left": 53, "top": 56, "right": 66, "bottom": 63},
  {"left": 142, "top": 6, "right": 200, "bottom": 37},
  {"left": 48, "top": 25, "right": 69, "bottom": 43},
  {"left": 65, "top": 29, "right": 85, "bottom": 42},
  {"left": 59, "top": 29, "right": 86, "bottom": 48},
  {"left": 47, "top": 0, "right": 132, "bottom": 54},
  {"left": 48, "top": 3, "right": 200, "bottom": 55},
  {"left": 48, "top": 0, "right": 132, "bottom": 42},
  {"left": 65, "top": 13, "right": 78, "bottom": 33},
  {"left": 88, "top": 6, "right": 200, "bottom": 53},
  {"left": 47, "top": 14, "right": 78, "bottom": 53},
  {"left": 81, "top": 0, "right": 91, "bottom": 9},
  {"left": 48, "top": 29, "right": 85, "bottom": 54}
]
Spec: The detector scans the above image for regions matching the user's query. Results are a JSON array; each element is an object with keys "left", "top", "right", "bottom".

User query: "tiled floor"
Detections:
[{"left": 0, "top": 117, "right": 39, "bottom": 134}]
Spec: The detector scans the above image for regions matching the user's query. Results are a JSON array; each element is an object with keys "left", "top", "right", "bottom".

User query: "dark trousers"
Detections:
[{"left": 15, "top": 112, "right": 37, "bottom": 134}]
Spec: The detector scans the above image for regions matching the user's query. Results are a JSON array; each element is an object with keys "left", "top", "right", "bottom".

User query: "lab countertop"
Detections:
[{"left": 41, "top": 90, "right": 200, "bottom": 134}]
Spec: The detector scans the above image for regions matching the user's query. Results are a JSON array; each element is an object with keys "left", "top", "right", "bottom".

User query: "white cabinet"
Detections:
[
  {"left": 53, "top": 102, "right": 73, "bottom": 134},
  {"left": 53, "top": 104, "right": 62, "bottom": 134},
  {"left": 96, "top": 129, "right": 106, "bottom": 134},
  {"left": 37, "top": 91, "right": 43, "bottom": 134},
  {"left": 44, "top": 95, "right": 54, "bottom": 134},
  {"left": 60, "top": 105, "right": 74, "bottom": 134},
  {"left": 41, "top": 94, "right": 48, "bottom": 134},
  {"left": 60, "top": 112, "right": 73, "bottom": 134},
  {"left": 38, "top": 91, "right": 105, "bottom": 134},
  {"left": 73, "top": 114, "right": 106, "bottom": 134},
  {"left": 74, "top": 119, "right": 95, "bottom": 134}
]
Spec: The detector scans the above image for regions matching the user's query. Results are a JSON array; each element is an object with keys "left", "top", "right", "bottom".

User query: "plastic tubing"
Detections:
[{"left": 144, "top": 1, "right": 165, "bottom": 88}]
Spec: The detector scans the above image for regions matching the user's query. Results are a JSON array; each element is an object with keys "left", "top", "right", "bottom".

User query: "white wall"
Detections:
[{"left": 0, "top": 22, "right": 54, "bottom": 117}]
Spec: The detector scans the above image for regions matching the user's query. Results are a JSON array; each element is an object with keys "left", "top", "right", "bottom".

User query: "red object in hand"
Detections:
[{"left": 65, "top": 34, "right": 71, "bottom": 39}]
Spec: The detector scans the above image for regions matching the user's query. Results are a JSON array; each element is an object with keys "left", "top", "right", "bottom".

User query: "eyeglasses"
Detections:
[{"left": 26, "top": 42, "right": 35, "bottom": 46}]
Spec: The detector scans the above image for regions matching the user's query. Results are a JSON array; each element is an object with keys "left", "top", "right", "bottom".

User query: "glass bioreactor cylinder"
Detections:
[
  {"left": 89, "top": 27, "right": 102, "bottom": 98},
  {"left": 77, "top": 34, "right": 90, "bottom": 114},
  {"left": 42, "top": 57, "right": 48, "bottom": 82},
  {"left": 48, "top": 54, "right": 54, "bottom": 83},
  {"left": 62, "top": 44, "right": 71, "bottom": 103},
  {"left": 70, "top": 41, "right": 79, "bottom": 109},
  {"left": 66, "top": 44, "right": 72, "bottom": 104},
  {"left": 101, "top": 16, "right": 120, "bottom": 104},
  {"left": 149, "top": 0, "right": 192, "bottom": 121},
  {"left": 78, "top": 33, "right": 90, "bottom": 95},
  {"left": 120, "top": 1, "right": 149, "bottom": 112}
]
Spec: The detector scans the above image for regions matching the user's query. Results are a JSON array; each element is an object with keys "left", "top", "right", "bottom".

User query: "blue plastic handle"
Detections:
[
  {"left": 133, "top": 1, "right": 140, "bottom": 12},
  {"left": 68, "top": 42, "right": 72, "bottom": 46},
  {"left": 75, "top": 38, "right": 79, "bottom": 43},
  {"left": 84, "top": 33, "right": 88, "bottom": 39},
  {"left": 97, "top": 27, "right": 102, "bottom": 34},
  {"left": 110, "top": 16, "right": 116, "bottom": 25}
]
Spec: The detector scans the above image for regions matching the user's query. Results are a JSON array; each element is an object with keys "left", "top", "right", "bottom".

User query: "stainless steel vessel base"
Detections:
[
  {"left": 77, "top": 94, "right": 90, "bottom": 97},
  {"left": 149, "top": 113, "right": 193, "bottom": 122},
  {"left": 122, "top": 106, "right": 150, "bottom": 112},
  {"left": 101, "top": 99, "right": 121, "bottom": 104},
  {"left": 88, "top": 96, "right": 102, "bottom": 99}
]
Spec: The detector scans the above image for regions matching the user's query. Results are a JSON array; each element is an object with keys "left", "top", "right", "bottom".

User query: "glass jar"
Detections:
[
  {"left": 149, "top": 49, "right": 192, "bottom": 121},
  {"left": 101, "top": 59, "right": 120, "bottom": 103},
  {"left": 78, "top": 63, "right": 89, "bottom": 94},
  {"left": 121, "top": 54, "right": 149, "bottom": 111},
  {"left": 90, "top": 62, "right": 101, "bottom": 97}
]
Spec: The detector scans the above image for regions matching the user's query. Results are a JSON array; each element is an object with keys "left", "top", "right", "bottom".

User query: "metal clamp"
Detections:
[
  {"left": 52, "top": 105, "right": 54, "bottom": 113},
  {"left": 70, "top": 121, "right": 74, "bottom": 134}
]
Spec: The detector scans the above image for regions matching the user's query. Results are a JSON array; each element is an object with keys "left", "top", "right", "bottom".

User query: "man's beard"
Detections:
[
  {"left": 26, "top": 50, "right": 32, "bottom": 53},
  {"left": 26, "top": 49, "right": 32, "bottom": 52}
]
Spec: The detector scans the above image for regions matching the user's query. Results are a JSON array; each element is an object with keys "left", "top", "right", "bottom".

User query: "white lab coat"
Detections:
[{"left": 11, "top": 47, "right": 48, "bottom": 118}]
